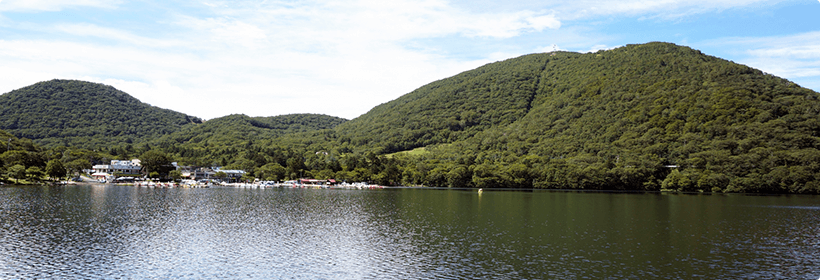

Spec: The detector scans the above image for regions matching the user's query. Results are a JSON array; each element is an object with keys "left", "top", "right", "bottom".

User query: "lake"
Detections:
[{"left": 1, "top": 185, "right": 818, "bottom": 279}]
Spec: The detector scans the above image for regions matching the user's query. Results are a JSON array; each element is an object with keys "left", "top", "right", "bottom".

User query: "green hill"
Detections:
[
  {"left": 0, "top": 79, "right": 202, "bottom": 148},
  {"left": 3, "top": 42, "right": 820, "bottom": 193},
  {"left": 134, "top": 42, "right": 820, "bottom": 193},
  {"left": 332, "top": 42, "right": 820, "bottom": 193},
  {"left": 335, "top": 53, "right": 545, "bottom": 153},
  {"left": 152, "top": 113, "right": 347, "bottom": 167},
  {"left": 161, "top": 113, "right": 347, "bottom": 145}
]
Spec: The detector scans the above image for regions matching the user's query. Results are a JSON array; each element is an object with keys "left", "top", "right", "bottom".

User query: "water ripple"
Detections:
[{"left": 1, "top": 186, "right": 819, "bottom": 279}]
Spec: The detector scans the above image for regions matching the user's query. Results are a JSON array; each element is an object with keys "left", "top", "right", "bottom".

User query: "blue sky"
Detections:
[{"left": 0, "top": 0, "right": 818, "bottom": 120}]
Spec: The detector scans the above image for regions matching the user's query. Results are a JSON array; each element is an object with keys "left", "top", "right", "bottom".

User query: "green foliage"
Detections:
[
  {"left": 447, "top": 165, "right": 471, "bottom": 188},
  {"left": 7, "top": 164, "right": 26, "bottom": 183},
  {"left": 241, "top": 172, "right": 255, "bottom": 182},
  {"left": 334, "top": 53, "right": 548, "bottom": 153},
  {"left": 169, "top": 170, "right": 182, "bottom": 181},
  {"left": 332, "top": 42, "right": 820, "bottom": 193},
  {"left": 65, "top": 159, "right": 92, "bottom": 176},
  {"left": 140, "top": 150, "right": 174, "bottom": 176},
  {"left": 26, "top": 166, "right": 44, "bottom": 181},
  {"left": 0, "top": 79, "right": 202, "bottom": 149},
  {"left": 46, "top": 159, "right": 67, "bottom": 180},
  {"left": 0, "top": 128, "right": 112, "bottom": 183},
  {"left": 256, "top": 163, "right": 286, "bottom": 181},
  {"left": 147, "top": 113, "right": 346, "bottom": 170},
  {"left": 3, "top": 43, "right": 820, "bottom": 193}
]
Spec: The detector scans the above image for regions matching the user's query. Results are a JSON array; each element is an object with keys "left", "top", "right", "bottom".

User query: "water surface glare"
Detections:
[{"left": 1, "top": 185, "right": 819, "bottom": 279}]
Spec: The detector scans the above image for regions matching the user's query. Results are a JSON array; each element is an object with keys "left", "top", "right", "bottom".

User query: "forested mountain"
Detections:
[
  {"left": 0, "top": 79, "right": 202, "bottom": 148},
  {"left": 330, "top": 42, "right": 820, "bottom": 193},
  {"left": 335, "top": 55, "right": 545, "bottom": 153},
  {"left": 3, "top": 42, "right": 820, "bottom": 193}
]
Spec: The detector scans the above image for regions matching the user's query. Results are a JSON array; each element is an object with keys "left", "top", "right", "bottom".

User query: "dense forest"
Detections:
[
  {"left": 2, "top": 42, "right": 820, "bottom": 193},
  {"left": 369, "top": 42, "right": 820, "bottom": 193},
  {"left": 145, "top": 113, "right": 347, "bottom": 168},
  {"left": 0, "top": 79, "right": 202, "bottom": 148},
  {"left": 0, "top": 128, "right": 106, "bottom": 184}
]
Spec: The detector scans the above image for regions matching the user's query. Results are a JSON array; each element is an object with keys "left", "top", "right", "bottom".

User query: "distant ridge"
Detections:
[{"left": 166, "top": 113, "right": 347, "bottom": 147}]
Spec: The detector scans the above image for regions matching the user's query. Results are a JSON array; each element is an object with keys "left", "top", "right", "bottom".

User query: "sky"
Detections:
[{"left": 0, "top": 0, "right": 818, "bottom": 120}]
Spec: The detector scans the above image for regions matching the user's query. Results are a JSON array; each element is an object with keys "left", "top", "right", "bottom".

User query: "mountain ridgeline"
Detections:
[
  {"left": 331, "top": 42, "right": 820, "bottom": 193},
  {"left": 2, "top": 42, "right": 820, "bottom": 193},
  {"left": 0, "top": 79, "right": 203, "bottom": 148},
  {"left": 148, "top": 113, "right": 348, "bottom": 167}
]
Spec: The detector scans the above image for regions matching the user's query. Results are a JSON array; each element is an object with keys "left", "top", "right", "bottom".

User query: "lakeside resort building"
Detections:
[
  {"left": 190, "top": 167, "right": 246, "bottom": 183},
  {"left": 90, "top": 159, "right": 247, "bottom": 183},
  {"left": 92, "top": 159, "right": 142, "bottom": 180}
]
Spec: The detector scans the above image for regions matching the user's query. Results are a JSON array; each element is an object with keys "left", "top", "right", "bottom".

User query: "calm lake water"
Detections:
[{"left": 1, "top": 184, "right": 818, "bottom": 279}]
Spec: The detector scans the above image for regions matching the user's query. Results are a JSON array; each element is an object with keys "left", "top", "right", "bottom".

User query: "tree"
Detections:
[
  {"left": 214, "top": 171, "right": 227, "bottom": 181},
  {"left": 286, "top": 158, "right": 306, "bottom": 178},
  {"left": 26, "top": 166, "right": 44, "bottom": 181},
  {"left": 447, "top": 165, "right": 472, "bottom": 188},
  {"left": 472, "top": 163, "right": 501, "bottom": 188},
  {"left": 228, "top": 158, "right": 256, "bottom": 174},
  {"left": 256, "top": 163, "right": 286, "bottom": 181},
  {"left": 7, "top": 164, "right": 25, "bottom": 184},
  {"left": 169, "top": 170, "right": 182, "bottom": 181},
  {"left": 1, "top": 150, "right": 29, "bottom": 167},
  {"left": 140, "top": 150, "right": 174, "bottom": 177},
  {"left": 45, "top": 159, "right": 67, "bottom": 180},
  {"left": 241, "top": 172, "right": 255, "bottom": 182},
  {"left": 661, "top": 169, "right": 694, "bottom": 191},
  {"left": 65, "top": 158, "right": 91, "bottom": 176}
]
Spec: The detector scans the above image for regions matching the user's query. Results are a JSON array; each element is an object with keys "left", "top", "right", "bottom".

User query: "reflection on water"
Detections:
[{"left": 1, "top": 185, "right": 819, "bottom": 279}]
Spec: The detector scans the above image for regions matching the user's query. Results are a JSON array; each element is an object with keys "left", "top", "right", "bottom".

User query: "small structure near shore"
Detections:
[{"left": 92, "top": 159, "right": 142, "bottom": 181}]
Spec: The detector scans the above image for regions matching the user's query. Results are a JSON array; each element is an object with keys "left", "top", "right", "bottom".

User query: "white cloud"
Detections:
[
  {"left": 582, "top": 44, "right": 618, "bottom": 53},
  {"left": 538, "top": 0, "right": 791, "bottom": 20},
  {"left": 747, "top": 45, "right": 820, "bottom": 60},
  {"left": 527, "top": 14, "right": 562, "bottom": 31},
  {"left": 459, "top": 11, "right": 560, "bottom": 38},
  {"left": 53, "top": 23, "right": 187, "bottom": 48},
  {"left": 0, "top": 33, "right": 487, "bottom": 120},
  {"left": 0, "top": 0, "right": 120, "bottom": 11},
  {"left": 197, "top": 0, "right": 561, "bottom": 42},
  {"left": 700, "top": 31, "right": 820, "bottom": 90},
  {"left": 177, "top": 17, "right": 269, "bottom": 49},
  {"left": 47, "top": 0, "right": 559, "bottom": 118},
  {"left": 1, "top": 0, "right": 814, "bottom": 122}
]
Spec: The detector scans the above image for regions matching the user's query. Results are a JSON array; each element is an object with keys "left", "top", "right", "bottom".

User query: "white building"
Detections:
[
  {"left": 222, "top": 169, "right": 246, "bottom": 182},
  {"left": 92, "top": 159, "right": 142, "bottom": 178},
  {"left": 190, "top": 167, "right": 247, "bottom": 182}
]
